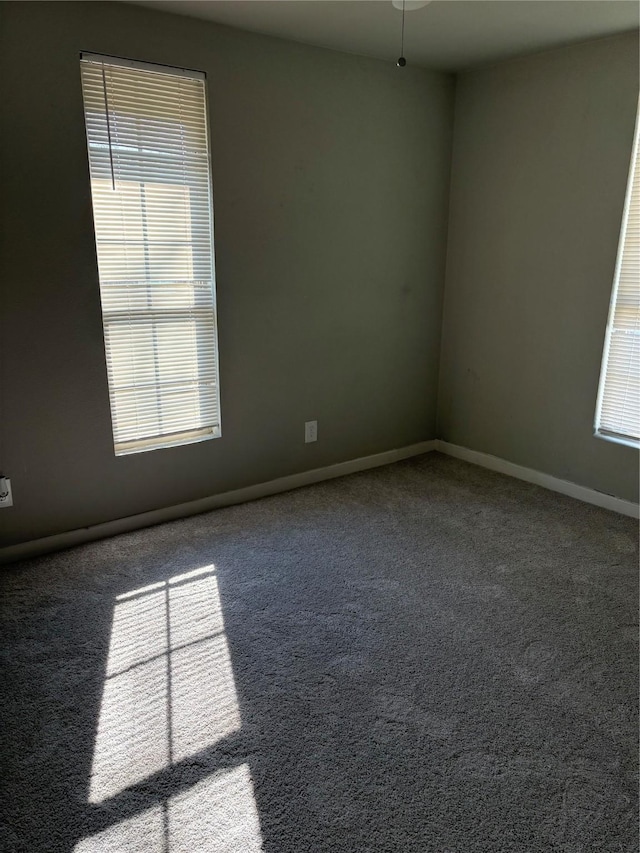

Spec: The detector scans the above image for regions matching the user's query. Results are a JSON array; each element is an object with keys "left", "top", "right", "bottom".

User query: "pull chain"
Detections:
[{"left": 397, "top": 0, "right": 407, "bottom": 67}]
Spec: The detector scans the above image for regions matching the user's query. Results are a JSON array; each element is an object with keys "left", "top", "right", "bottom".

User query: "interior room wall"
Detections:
[
  {"left": 0, "top": 1, "right": 454, "bottom": 547},
  {"left": 438, "top": 31, "right": 639, "bottom": 503}
]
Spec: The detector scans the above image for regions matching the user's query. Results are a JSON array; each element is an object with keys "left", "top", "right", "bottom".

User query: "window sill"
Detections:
[
  {"left": 594, "top": 430, "right": 640, "bottom": 451},
  {"left": 115, "top": 427, "right": 221, "bottom": 456}
]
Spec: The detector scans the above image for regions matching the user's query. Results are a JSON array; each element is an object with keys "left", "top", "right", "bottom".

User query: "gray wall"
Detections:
[
  {"left": 0, "top": 2, "right": 454, "bottom": 546},
  {"left": 438, "top": 32, "right": 639, "bottom": 503}
]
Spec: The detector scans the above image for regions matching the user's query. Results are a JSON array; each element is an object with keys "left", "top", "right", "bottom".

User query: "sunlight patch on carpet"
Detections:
[
  {"left": 76, "top": 764, "right": 263, "bottom": 852},
  {"left": 88, "top": 565, "right": 241, "bottom": 802},
  {"left": 74, "top": 805, "right": 164, "bottom": 853}
]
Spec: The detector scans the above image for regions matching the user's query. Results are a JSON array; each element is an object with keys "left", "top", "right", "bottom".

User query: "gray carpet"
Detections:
[{"left": 0, "top": 452, "right": 637, "bottom": 853}]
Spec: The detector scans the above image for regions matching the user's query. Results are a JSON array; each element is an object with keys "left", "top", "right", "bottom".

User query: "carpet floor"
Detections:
[{"left": 0, "top": 452, "right": 637, "bottom": 853}]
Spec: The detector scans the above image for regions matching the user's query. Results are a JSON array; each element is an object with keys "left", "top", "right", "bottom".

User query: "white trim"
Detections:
[
  {"left": 0, "top": 441, "right": 436, "bottom": 564},
  {"left": 3, "top": 437, "right": 636, "bottom": 564},
  {"left": 594, "top": 429, "right": 640, "bottom": 451},
  {"left": 436, "top": 440, "right": 639, "bottom": 519}
]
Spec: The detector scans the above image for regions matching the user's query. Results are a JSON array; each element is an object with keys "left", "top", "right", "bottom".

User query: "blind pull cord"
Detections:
[
  {"left": 101, "top": 63, "right": 116, "bottom": 190},
  {"left": 397, "top": 0, "right": 407, "bottom": 67}
]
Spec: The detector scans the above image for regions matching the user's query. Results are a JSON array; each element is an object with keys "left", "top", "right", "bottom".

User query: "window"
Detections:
[
  {"left": 80, "top": 54, "right": 221, "bottom": 455},
  {"left": 595, "top": 101, "right": 640, "bottom": 448}
]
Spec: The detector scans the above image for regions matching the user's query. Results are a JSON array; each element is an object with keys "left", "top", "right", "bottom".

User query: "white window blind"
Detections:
[
  {"left": 595, "top": 101, "right": 640, "bottom": 448},
  {"left": 80, "top": 54, "right": 221, "bottom": 455}
]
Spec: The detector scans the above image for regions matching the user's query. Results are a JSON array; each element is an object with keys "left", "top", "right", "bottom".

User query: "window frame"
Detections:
[
  {"left": 594, "top": 101, "right": 640, "bottom": 450},
  {"left": 80, "top": 53, "right": 222, "bottom": 456}
]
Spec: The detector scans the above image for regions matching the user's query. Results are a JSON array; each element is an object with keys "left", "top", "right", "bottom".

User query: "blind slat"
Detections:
[{"left": 81, "top": 55, "right": 221, "bottom": 455}]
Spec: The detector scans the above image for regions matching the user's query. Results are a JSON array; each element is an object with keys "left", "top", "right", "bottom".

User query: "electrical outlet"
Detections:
[
  {"left": 0, "top": 477, "right": 13, "bottom": 508},
  {"left": 304, "top": 420, "right": 318, "bottom": 443}
]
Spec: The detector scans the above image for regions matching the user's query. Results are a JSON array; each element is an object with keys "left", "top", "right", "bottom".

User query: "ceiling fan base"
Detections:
[{"left": 391, "top": 1, "right": 431, "bottom": 11}]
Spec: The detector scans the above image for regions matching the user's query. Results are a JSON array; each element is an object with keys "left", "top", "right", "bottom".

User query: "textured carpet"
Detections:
[{"left": 0, "top": 452, "right": 637, "bottom": 853}]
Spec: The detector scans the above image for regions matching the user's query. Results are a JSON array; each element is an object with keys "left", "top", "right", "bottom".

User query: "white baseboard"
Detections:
[
  {"left": 0, "top": 440, "right": 436, "bottom": 564},
  {"left": 3, "top": 436, "right": 635, "bottom": 564},
  {"left": 435, "top": 440, "right": 639, "bottom": 519}
]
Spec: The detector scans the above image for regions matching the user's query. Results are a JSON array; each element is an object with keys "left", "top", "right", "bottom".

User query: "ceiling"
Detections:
[{"left": 127, "top": 1, "right": 639, "bottom": 71}]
